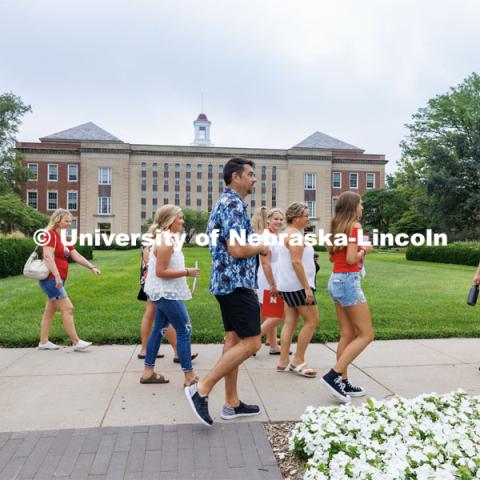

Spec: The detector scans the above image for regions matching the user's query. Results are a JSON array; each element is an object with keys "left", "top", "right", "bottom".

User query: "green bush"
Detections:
[
  {"left": 0, "top": 238, "right": 93, "bottom": 278},
  {"left": 406, "top": 243, "right": 480, "bottom": 266}
]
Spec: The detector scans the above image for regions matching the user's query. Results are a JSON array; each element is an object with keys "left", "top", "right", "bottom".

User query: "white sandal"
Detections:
[
  {"left": 289, "top": 362, "right": 317, "bottom": 378},
  {"left": 276, "top": 363, "right": 290, "bottom": 372}
]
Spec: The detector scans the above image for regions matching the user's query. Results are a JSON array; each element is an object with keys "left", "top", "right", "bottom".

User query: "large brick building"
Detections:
[{"left": 18, "top": 115, "right": 387, "bottom": 234}]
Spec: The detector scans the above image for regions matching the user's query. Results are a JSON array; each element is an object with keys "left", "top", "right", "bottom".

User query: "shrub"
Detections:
[
  {"left": 0, "top": 238, "right": 93, "bottom": 278},
  {"left": 406, "top": 243, "right": 480, "bottom": 266}
]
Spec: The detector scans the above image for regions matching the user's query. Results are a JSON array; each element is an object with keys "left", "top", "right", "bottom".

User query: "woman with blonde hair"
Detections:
[
  {"left": 321, "top": 191, "right": 374, "bottom": 403},
  {"left": 253, "top": 207, "right": 286, "bottom": 354},
  {"left": 38, "top": 208, "right": 100, "bottom": 351},
  {"left": 137, "top": 221, "right": 198, "bottom": 363},
  {"left": 140, "top": 205, "right": 200, "bottom": 385},
  {"left": 276, "top": 202, "right": 319, "bottom": 377}
]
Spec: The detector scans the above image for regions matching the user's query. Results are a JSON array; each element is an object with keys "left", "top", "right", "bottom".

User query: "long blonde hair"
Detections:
[
  {"left": 148, "top": 205, "right": 182, "bottom": 235},
  {"left": 47, "top": 209, "right": 72, "bottom": 230},
  {"left": 329, "top": 191, "right": 361, "bottom": 253},
  {"left": 251, "top": 206, "right": 268, "bottom": 234}
]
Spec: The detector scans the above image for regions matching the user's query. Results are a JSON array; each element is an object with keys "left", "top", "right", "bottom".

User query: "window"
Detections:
[
  {"left": 97, "top": 197, "right": 111, "bottom": 214},
  {"left": 306, "top": 200, "right": 316, "bottom": 217},
  {"left": 186, "top": 164, "right": 191, "bottom": 173},
  {"left": 198, "top": 126, "right": 206, "bottom": 140},
  {"left": 48, "top": 164, "right": 58, "bottom": 181},
  {"left": 141, "top": 162, "right": 147, "bottom": 172},
  {"left": 366, "top": 172, "right": 375, "bottom": 189},
  {"left": 47, "top": 191, "right": 58, "bottom": 210},
  {"left": 69, "top": 219, "right": 78, "bottom": 235},
  {"left": 332, "top": 197, "right": 338, "bottom": 213},
  {"left": 67, "top": 164, "right": 78, "bottom": 182},
  {"left": 332, "top": 171, "right": 341, "bottom": 188},
  {"left": 98, "top": 167, "right": 112, "bottom": 185},
  {"left": 98, "top": 223, "right": 111, "bottom": 235},
  {"left": 67, "top": 191, "right": 78, "bottom": 211},
  {"left": 304, "top": 172, "right": 316, "bottom": 190},
  {"left": 175, "top": 163, "right": 180, "bottom": 173},
  {"left": 27, "top": 163, "right": 38, "bottom": 181},
  {"left": 27, "top": 190, "right": 38, "bottom": 209},
  {"left": 349, "top": 172, "right": 358, "bottom": 189}
]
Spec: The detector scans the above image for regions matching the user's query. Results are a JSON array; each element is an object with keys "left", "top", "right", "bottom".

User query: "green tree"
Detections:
[
  {"left": 183, "top": 208, "right": 209, "bottom": 243},
  {"left": 0, "top": 193, "right": 48, "bottom": 235},
  {"left": 362, "top": 188, "right": 409, "bottom": 233},
  {"left": 399, "top": 72, "right": 480, "bottom": 233},
  {"left": 0, "top": 93, "right": 32, "bottom": 194}
]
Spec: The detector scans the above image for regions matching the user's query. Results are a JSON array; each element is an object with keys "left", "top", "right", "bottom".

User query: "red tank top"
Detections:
[{"left": 332, "top": 226, "right": 362, "bottom": 273}]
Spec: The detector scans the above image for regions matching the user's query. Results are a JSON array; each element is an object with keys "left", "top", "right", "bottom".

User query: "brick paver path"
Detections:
[{"left": 0, "top": 422, "right": 282, "bottom": 480}]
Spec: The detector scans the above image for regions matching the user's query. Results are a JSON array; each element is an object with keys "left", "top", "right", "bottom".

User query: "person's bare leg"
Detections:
[
  {"left": 140, "top": 301, "right": 156, "bottom": 356},
  {"left": 334, "top": 304, "right": 356, "bottom": 379},
  {"left": 290, "top": 305, "right": 319, "bottom": 368},
  {"left": 262, "top": 317, "right": 282, "bottom": 350},
  {"left": 334, "top": 303, "right": 374, "bottom": 374},
  {"left": 223, "top": 331, "right": 241, "bottom": 406},
  {"left": 56, "top": 298, "right": 80, "bottom": 344},
  {"left": 197, "top": 334, "right": 261, "bottom": 397},
  {"left": 278, "top": 307, "right": 299, "bottom": 368},
  {"left": 39, "top": 300, "right": 58, "bottom": 344}
]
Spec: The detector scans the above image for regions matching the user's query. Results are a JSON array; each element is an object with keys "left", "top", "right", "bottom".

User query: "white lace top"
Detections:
[{"left": 144, "top": 233, "right": 192, "bottom": 301}]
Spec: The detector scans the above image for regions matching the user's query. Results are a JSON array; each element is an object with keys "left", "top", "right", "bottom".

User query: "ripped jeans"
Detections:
[{"left": 145, "top": 298, "right": 193, "bottom": 372}]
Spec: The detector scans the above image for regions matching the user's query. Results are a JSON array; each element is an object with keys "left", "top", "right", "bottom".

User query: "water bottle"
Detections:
[{"left": 467, "top": 284, "right": 479, "bottom": 306}]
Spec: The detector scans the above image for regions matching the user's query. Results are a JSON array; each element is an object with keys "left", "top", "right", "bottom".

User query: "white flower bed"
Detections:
[{"left": 289, "top": 391, "right": 480, "bottom": 480}]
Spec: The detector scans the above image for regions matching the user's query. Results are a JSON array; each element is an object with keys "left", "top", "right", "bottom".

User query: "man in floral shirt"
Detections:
[{"left": 185, "top": 157, "right": 269, "bottom": 426}]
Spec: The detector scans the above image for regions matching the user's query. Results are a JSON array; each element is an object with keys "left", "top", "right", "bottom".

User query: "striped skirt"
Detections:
[{"left": 279, "top": 288, "right": 317, "bottom": 308}]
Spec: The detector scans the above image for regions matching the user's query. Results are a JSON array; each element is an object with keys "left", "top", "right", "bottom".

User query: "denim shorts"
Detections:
[
  {"left": 328, "top": 272, "right": 366, "bottom": 307},
  {"left": 39, "top": 278, "right": 67, "bottom": 301}
]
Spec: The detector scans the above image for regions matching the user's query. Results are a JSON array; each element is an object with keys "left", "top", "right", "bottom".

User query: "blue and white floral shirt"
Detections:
[{"left": 207, "top": 188, "right": 257, "bottom": 295}]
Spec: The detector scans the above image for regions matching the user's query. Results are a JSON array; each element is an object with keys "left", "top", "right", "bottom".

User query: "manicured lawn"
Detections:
[{"left": 0, "top": 248, "right": 478, "bottom": 347}]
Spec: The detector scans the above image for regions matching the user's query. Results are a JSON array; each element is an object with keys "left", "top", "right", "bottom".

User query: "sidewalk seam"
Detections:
[
  {"left": 99, "top": 347, "right": 137, "bottom": 427},
  {"left": 244, "top": 362, "right": 271, "bottom": 423},
  {"left": 323, "top": 343, "right": 395, "bottom": 396}
]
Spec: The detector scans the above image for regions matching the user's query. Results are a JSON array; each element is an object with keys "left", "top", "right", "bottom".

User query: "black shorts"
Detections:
[
  {"left": 279, "top": 289, "right": 317, "bottom": 308},
  {"left": 215, "top": 288, "right": 261, "bottom": 338}
]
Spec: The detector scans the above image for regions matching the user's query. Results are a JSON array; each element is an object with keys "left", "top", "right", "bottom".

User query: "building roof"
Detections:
[
  {"left": 293, "top": 131, "right": 363, "bottom": 151},
  {"left": 195, "top": 113, "right": 209, "bottom": 122},
  {"left": 40, "top": 122, "right": 123, "bottom": 143}
]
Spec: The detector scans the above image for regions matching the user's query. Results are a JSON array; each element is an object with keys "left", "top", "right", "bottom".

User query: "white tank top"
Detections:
[
  {"left": 144, "top": 233, "right": 192, "bottom": 301},
  {"left": 276, "top": 237, "right": 316, "bottom": 292},
  {"left": 257, "top": 241, "right": 280, "bottom": 299}
]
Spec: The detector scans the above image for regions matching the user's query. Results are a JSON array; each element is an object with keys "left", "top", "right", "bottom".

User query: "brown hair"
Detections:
[
  {"left": 285, "top": 202, "right": 307, "bottom": 225},
  {"left": 329, "top": 191, "right": 361, "bottom": 253}
]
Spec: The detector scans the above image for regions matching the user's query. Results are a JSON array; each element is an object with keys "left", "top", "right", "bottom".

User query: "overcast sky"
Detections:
[{"left": 2, "top": 0, "right": 479, "bottom": 174}]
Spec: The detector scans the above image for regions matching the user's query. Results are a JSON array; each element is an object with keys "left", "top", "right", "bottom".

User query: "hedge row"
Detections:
[
  {"left": 0, "top": 238, "right": 93, "bottom": 279},
  {"left": 406, "top": 243, "right": 480, "bottom": 266}
]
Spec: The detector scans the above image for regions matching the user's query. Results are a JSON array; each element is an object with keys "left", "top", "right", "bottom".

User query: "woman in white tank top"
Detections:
[
  {"left": 140, "top": 205, "right": 200, "bottom": 387},
  {"left": 276, "top": 202, "right": 319, "bottom": 378},
  {"left": 252, "top": 208, "right": 286, "bottom": 354}
]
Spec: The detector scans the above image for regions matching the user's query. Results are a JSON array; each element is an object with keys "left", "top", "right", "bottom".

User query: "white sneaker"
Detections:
[
  {"left": 37, "top": 341, "right": 60, "bottom": 350},
  {"left": 73, "top": 340, "right": 92, "bottom": 351}
]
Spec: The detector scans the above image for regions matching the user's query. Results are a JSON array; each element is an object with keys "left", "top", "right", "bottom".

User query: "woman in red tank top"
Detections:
[{"left": 320, "top": 192, "right": 375, "bottom": 403}]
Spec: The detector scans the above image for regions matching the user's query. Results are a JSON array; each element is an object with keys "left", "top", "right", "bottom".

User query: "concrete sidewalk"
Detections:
[{"left": 1, "top": 339, "right": 479, "bottom": 433}]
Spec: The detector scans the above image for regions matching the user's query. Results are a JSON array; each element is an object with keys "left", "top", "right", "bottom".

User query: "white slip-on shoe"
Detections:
[
  {"left": 73, "top": 340, "right": 92, "bottom": 351},
  {"left": 37, "top": 341, "right": 60, "bottom": 350}
]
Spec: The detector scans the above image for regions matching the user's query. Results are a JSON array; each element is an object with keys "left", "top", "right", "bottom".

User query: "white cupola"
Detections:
[{"left": 192, "top": 112, "right": 213, "bottom": 146}]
